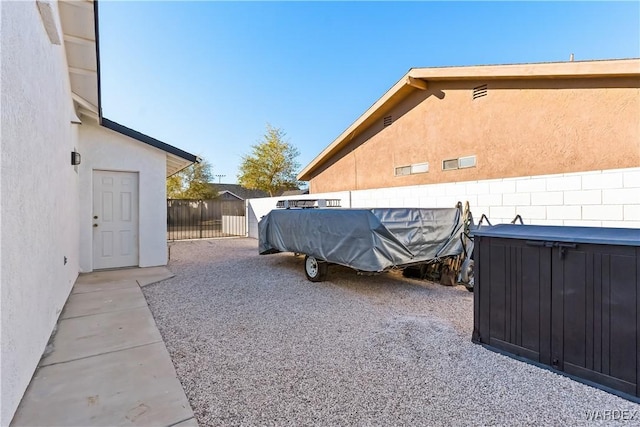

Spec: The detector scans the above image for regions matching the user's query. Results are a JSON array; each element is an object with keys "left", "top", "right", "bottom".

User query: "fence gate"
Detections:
[{"left": 167, "top": 199, "right": 246, "bottom": 240}]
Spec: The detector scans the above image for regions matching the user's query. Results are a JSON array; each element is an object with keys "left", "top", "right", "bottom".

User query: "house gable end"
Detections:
[{"left": 299, "top": 59, "right": 640, "bottom": 183}]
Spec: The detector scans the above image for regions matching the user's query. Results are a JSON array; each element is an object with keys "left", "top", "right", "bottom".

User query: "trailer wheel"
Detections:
[
  {"left": 461, "top": 258, "right": 474, "bottom": 292},
  {"left": 304, "top": 255, "right": 328, "bottom": 282}
]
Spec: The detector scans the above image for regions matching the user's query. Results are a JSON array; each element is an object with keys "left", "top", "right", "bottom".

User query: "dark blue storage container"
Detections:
[{"left": 472, "top": 224, "right": 640, "bottom": 402}]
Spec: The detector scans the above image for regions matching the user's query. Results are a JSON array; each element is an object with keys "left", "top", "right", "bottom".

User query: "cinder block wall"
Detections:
[
  {"left": 247, "top": 167, "right": 640, "bottom": 238},
  {"left": 350, "top": 167, "right": 640, "bottom": 227}
]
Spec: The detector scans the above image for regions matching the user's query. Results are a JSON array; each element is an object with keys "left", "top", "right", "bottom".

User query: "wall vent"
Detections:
[
  {"left": 473, "top": 84, "right": 488, "bottom": 100},
  {"left": 442, "top": 159, "right": 459, "bottom": 171},
  {"left": 395, "top": 162, "right": 429, "bottom": 176},
  {"left": 394, "top": 166, "right": 411, "bottom": 176},
  {"left": 443, "top": 155, "right": 477, "bottom": 171},
  {"left": 383, "top": 115, "right": 393, "bottom": 127}
]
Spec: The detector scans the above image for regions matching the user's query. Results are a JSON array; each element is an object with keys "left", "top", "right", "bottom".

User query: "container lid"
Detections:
[{"left": 472, "top": 224, "right": 640, "bottom": 246}]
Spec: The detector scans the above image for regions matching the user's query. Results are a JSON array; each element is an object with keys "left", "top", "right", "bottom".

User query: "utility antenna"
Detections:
[{"left": 215, "top": 174, "right": 226, "bottom": 184}]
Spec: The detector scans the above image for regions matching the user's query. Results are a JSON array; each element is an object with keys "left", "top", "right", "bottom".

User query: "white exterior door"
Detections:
[{"left": 92, "top": 170, "right": 139, "bottom": 269}]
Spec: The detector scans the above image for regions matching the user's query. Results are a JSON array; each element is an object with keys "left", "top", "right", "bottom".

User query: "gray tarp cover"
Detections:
[{"left": 258, "top": 208, "right": 464, "bottom": 272}]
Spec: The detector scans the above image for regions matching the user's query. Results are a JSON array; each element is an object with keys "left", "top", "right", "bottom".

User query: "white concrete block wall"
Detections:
[
  {"left": 624, "top": 170, "right": 640, "bottom": 187},
  {"left": 248, "top": 167, "right": 640, "bottom": 237},
  {"left": 247, "top": 167, "right": 640, "bottom": 238},
  {"left": 625, "top": 205, "right": 640, "bottom": 221},
  {"left": 582, "top": 172, "right": 622, "bottom": 189},
  {"left": 348, "top": 167, "right": 640, "bottom": 228}
]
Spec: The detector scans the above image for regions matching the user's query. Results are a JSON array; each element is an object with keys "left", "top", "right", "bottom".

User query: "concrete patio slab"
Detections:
[
  {"left": 62, "top": 286, "right": 147, "bottom": 319},
  {"left": 12, "top": 342, "right": 193, "bottom": 427},
  {"left": 171, "top": 417, "right": 199, "bottom": 426},
  {"left": 12, "top": 266, "right": 197, "bottom": 426},
  {"left": 72, "top": 278, "right": 138, "bottom": 294},
  {"left": 75, "top": 266, "right": 174, "bottom": 286},
  {"left": 136, "top": 270, "right": 175, "bottom": 287},
  {"left": 41, "top": 306, "right": 162, "bottom": 366}
]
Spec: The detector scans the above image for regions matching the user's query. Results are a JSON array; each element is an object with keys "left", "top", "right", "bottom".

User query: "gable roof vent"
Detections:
[
  {"left": 473, "top": 84, "right": 488, "bottom": 100},
  {"left": 383, "top": 115, "right": 393, "bottom": 127}
]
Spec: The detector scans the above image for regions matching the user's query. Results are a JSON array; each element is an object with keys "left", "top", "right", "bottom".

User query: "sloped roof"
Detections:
[
  {"left": 57, "top": 0, "right": 197, "bottom": 176},
  {"left": 297, "top": 58, "right": 640, "bottom": 181},
  {"left": 281, "top": 189, "right": 310, "bottom": 196},
  {"left": 210, "top": 184, "right": 270, "bottom": 200},
  {"left": 101, "top": 119, "right": 199, "bottom": 174}
]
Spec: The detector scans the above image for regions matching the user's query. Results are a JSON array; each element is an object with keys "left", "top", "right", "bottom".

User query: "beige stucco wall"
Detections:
[
  {"left": 1, "top": 2, "right": 80, "bottom": 424},
  {"left": 310, "top": 77, "right": 640, "bottom": 193}
]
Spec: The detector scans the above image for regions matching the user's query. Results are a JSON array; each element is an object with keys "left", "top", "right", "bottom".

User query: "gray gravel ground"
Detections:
[{"left": 143, "top": 238, "right": 640, "bottom": 426}]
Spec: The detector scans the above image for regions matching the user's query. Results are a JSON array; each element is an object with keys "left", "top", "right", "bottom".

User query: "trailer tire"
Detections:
[
  {"left": 304, "top": 255, "right": 328, "bottom": 282},
  {"left": 461, "top": 258, "right": 474, "bottom": 291}
]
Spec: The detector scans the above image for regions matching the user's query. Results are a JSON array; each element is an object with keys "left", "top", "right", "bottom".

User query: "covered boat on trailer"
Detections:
[{"left": 258, "top": 205, "right": 474, "bottom": 285}]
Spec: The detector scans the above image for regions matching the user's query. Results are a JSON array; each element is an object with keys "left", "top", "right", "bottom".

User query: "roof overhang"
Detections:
[
  {"left": 59, "top": 0, "right": 99, "bottom": 120},
  {"left": 57, "top": 0, "right": 198, "bottom": 176},
  {"left": 297, "top": 58, "right": 640, "bottom": 181},
  {"left": 101, "top": 119, "right": 200, "bottom": 176}
]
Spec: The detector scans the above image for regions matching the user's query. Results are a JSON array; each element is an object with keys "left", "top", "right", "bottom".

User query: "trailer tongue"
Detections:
[{"left": 258, "top": 204, "right": 474, "bottom": 287}]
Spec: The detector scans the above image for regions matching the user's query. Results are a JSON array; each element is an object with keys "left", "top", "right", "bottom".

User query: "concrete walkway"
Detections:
[{"left": 11, "top": 267, "right": 197, "bottom": 427}]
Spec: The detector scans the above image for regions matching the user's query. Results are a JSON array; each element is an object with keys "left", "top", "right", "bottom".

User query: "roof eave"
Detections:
[
  {"left": 100, "top": 118, "right": 200, "bottom": 176},
  {"left": 59, "top": 0, "right": 199, "bottom": 177},
  {"left": 298, "top": 70, "right": 417, "bottom": 181},
  {"left": 409, "top": 58, "right": 640, "bottom": 80},
  {"left": 59, "top": 0, "right": 100, "bottom": 116}
]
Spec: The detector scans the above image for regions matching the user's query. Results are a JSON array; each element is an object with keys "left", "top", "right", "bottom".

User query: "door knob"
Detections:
[
  {"left": 93, "top": 224, "right": 98, "bottom": 227},
  {"left": 93, "top": 215, "right": 98, "bottom": 219}
]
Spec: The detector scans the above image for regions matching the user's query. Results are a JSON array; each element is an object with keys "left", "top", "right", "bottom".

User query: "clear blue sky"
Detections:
[{"left": 98, "top": 1, "right": 640, "bottom": 184}]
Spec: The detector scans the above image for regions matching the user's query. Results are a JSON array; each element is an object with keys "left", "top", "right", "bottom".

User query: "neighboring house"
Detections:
[
  {"left": 1, "top": 1, "right": 197, "bottom": 424},
  {"left": 281, "top": 189, "right": 310, "bottom": 196},
  {"left": 287, "top": 59, "right": 640, "bottom": 229},
  {"left": 211, "top": 183, "right": 270, "bottom": 201},
  {"left": 299, "top": 59, "right": 639, "bottom": 192}
]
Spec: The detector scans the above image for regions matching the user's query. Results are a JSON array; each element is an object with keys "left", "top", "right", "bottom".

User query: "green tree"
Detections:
[
  {"left": 238, "top": 124, "right": 301, "bottom": 196},
  {"left": 166, "top": 158, "right": 218, "bottom": 199}
]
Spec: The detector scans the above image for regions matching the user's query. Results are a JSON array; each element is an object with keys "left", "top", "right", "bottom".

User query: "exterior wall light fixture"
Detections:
[{"left": 71, "top": 151, "right": 81, "bottom": 166}]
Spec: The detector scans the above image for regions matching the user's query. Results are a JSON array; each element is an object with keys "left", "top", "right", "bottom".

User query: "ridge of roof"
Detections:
[
  {"left": 218, "top": 190, "right": 244, "bottom": 200},
  {"left": 298, "top": 58, "right": 640, "bottom": 181},
  {"left": 210, "top": 183, "right": 270, "bottom": 199}
]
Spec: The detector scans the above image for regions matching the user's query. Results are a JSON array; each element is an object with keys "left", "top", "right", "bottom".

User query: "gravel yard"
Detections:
[{"left": 143, "top": 238, "right": 639, "bottom": 426}]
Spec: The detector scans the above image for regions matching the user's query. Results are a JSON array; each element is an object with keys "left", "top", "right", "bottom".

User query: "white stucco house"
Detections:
[{"left": 1, "top": 1, "right": 198, "bottom": 423}]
